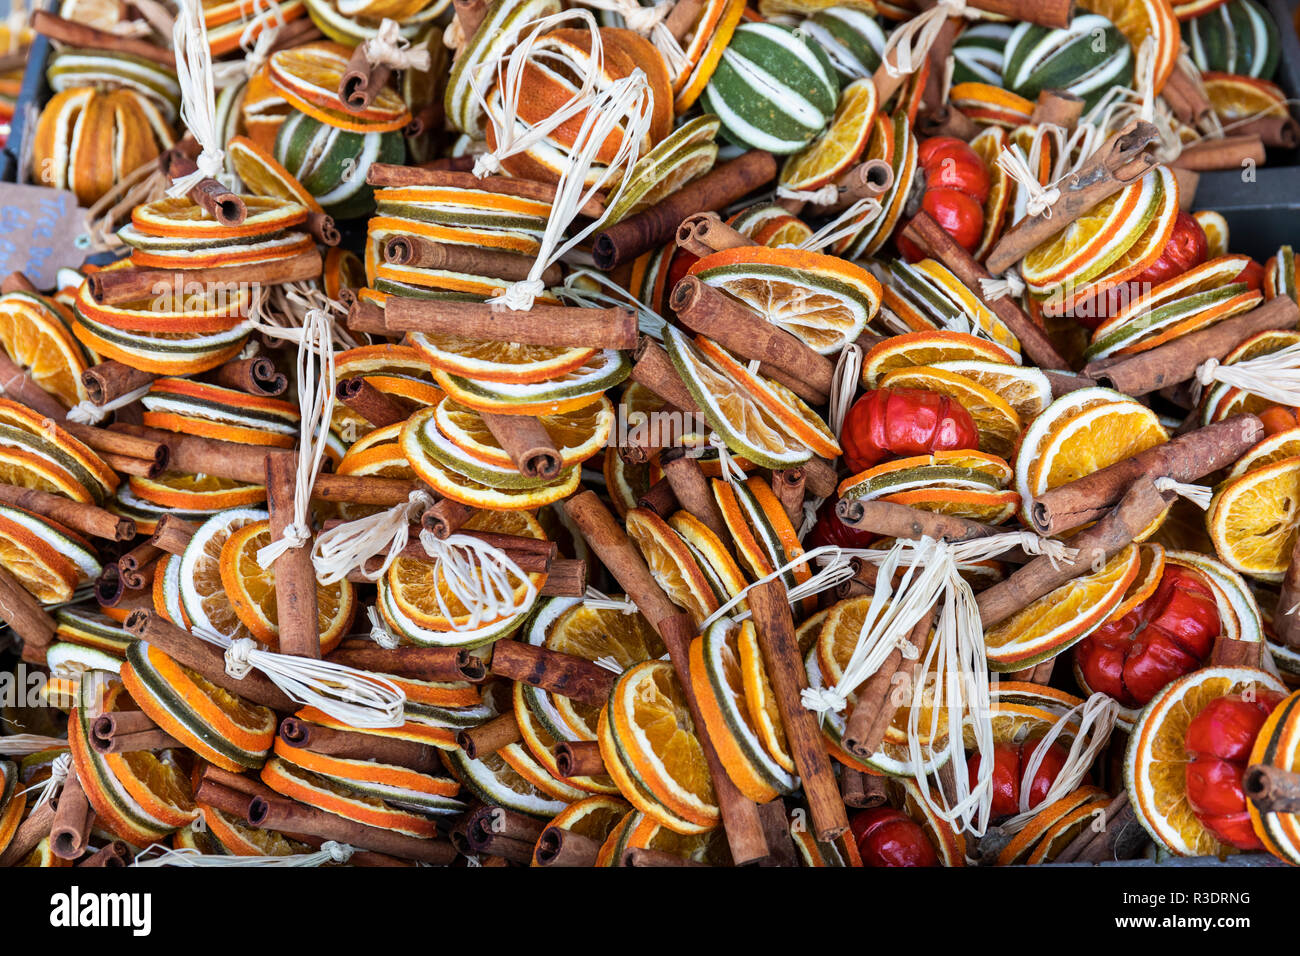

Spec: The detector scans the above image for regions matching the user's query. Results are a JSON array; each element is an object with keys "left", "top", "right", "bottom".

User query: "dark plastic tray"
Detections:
[
  {"left": 1189, "top": 0, "right": 1300, "bottom": 260},
  {"left": 1, "top": 0, "right": 55, "bottom": 185}
]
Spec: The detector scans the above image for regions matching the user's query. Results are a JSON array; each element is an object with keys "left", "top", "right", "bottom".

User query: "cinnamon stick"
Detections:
[
  {"left": 771, "top": 469, "right": 805, "bottom": 527},
  {"left": 336, "top": 377, "right": 408, "bottom": 428},
  {"left": 1054, "top": 790, "right": 1128, "bottom": 863},
  {"left": 61, "top": 421, "right": 168, "bottom": 470},
  {"left": 591, "top": 151, "right": 779, "bottom": 270},
  {"left": 30, "top": 10, "right": 175, "bottom": 67},
  {"left": 841, "top": 768, "right": 888, "bottom": 809},
  {"left": 810, "top": 159, "right": 896, "bottom": 214},
  {"left": 664, "top": 0, "right": 704, "bottom": 41},
  {"left": 381, "top": 298, "right": 637, "bottom": 350},
  {"left": 211, "top": 355, "right": 288, "bottom": 397},
  {"left": 637, "top": 479, "right": 679, "bottom": 518},
  {"left": 0, "top": 563, "right": 57, "bottom": 655},
  {"left": 325, "top": 642, "right": 486, "bottom": 682},
  {"left": 92, "top": 710, "right": 159, "bottom": 739},
  {"left": 1172, "top": 135, "right": 1266, "bottom": 172},
  {"left": 162, "top": 152, "right": 247, "bottom": 227},
  {"left": 977, "top": 479, "right": 1173, "bottom": 630},
  {"left": 533, "top": 826, "right": 600, "bottom": 867},
  {"left": 120, "top": 547, "right": 160, "bottom": 592},
  {"left": 488, "top": 640, "right": 616, "bottom": 706},
  {"left": 836, "top": 497, "right": 1008, "bottom": 545},
  {"left": 675, "top": 212, "right": 756, "bottom": 257},
  {"left": 0, "top": 484, "right": 133, "bottom": 540},
  {"left": 1030, "top": 89, "right": 1085, "bottom": 130},
  {"left": 539, "top": 558, "right": 587, "bottom": 597},
  {"left": 1244, "top": 763, "right": 1300, "bottom": 814},
  {"left": 748, "top": 579, "right": 848, "bottom": 842},
  {"left": 149, "top": 514, "right": 198, "bottom": 556},
  {"left": 266, "top": 452, "right": 320, "bottom": 659},
  {"left": 347, "top": 297, "right": 387, "bottom": 336},
  {"left": 465, "top": 803, "right": 544, "bottom": 863},
  {"left": 278, "top": 718, "right": 441, "bottom": 774},
  {"left": 99, "top": 451, "right": 164, "bottom": 478},
  {"left": 125, "top": 610, "right": 296, "bottom": 711},
  {"left": 481, "top": 412, "right": 562, "bottom": 481},
  {"left": 670, "top": 276, "right": 833, "bottom": 404},
  {"left": 985, "top": 121, "right": 1161, "bottom": 275},
  {"left": 554, "top": 739, "right": 606, "bottom": 778},
  {"left": 1084, "top": 297, "right": 1300, "bottom": 396},
  {"left": 82, "top": 361, "right": 157, "bottom": 406},
  {"left": 622, "top": 847, "right": 710, "bottom": 867},
  {"left": 200, "top": 764, "right": 283, "bottom": 802},
  {"left": 1029, "top": 414, "right": 1265, "bottom": 535},
  {"left": 563, "top": 490, "right": 682, "bottom": 630},
  {"left": 1075, "top": 794, "right": 1144, "bottom": 864},
  {"left": 0, "top": 800, "right": 55, "bottom": 867},
  {"left": 902, "top": 211, "right": 1070, "bottom": 370},
  {"left": 1274, "top": 540, "right": 1300, "bottom": 651},
  {"left": 249, "top": 795, "right": 459, "bottom": 864},
  {"left": 1211, "top": 633, "right": 1262, "bottom": 668},
  {"left": 50, "top": 771, "right": 95, "bottom": 859},
  {"left": 915, "top": 105, "right": 981, "bottom": 142},
  {"left": 1232, "top": 115, "right": 1300, "bottom": 150},
  {"left": 629, "top": 336, "right": 702, "bottom": 417},
  {"left": 843, "top": 610, "right": 932, "bottom": 760},
  {"left": 367, "top": 165, "right": 605, "bottom": 219},
  {"left": 77, "top": 842, "right": 130, "bottom": 867},
  {"left": 456, "top": 712, "right": 522, "bottom": 760},
  {"left": 755, "top": 797, "right": 799, "bottom": 868},
  {"left": 1160, "top": 66, "right": 1214, "bottom": 128},
  {"left": 91, "top": 728, "right": 182, "bottom": 754},
  {"left": 421, "top": 499, "right": 477, "bottom": 538},
  {"left": 307, "top": 212, "right": 341, "bottom": 247},
  {"left": 452, "top": 0, "right": 487, "bottom": 44},
  {"left": 339, "top": 41, "right": 391, "bottom": 114},
  {"left": 0, "top": 353, "right": 69, "bottom": 421},
  {"left": 659, "top": 448, "right": 730, "bottom": 544},
  {"left": 801, "top": 457, "right": 839, "bottom": 500},
  {"left": 89, "top": 250, "right": 322, "bottom": 305},
  {"left": 383, "top": 236, "right": 562, "bottom": 287},
  {"left": 655, "top": 613, "right": 771, "bottom": 867}
]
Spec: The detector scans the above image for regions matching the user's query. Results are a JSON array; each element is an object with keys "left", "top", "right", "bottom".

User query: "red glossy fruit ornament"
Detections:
[
  {"left": 968, "top": 738, "right": 1074, "bottom": 818},
  {"left": 1073, "top": 566, "right": 1219, "bottom": 709},
  {"left": 850, "top": 807, "right": 939, "bottom": 867},
  {"left": 1184, "top": 692, "right": 1282, "bottom": 851},
  {"left": 897, "top": 136, "right": 989, "bottom": 261},
  {"left": 840, "top": 389, "right": 979, "bottom": 474}
]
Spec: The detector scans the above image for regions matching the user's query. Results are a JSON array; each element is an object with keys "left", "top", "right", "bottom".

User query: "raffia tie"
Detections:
[
  {"left": 880, "top": 0, "right": 977, "bottom": 79},
  {"left": 998, "top": 144, "right": 1060, "bottom": 218},
  {"left": 167, "top": 0, "right": 226, "bottom": 197},
  {"left": 1195, "top": 343, "right": 1300, "bottom": 407},
  {"left": 364, "top": 18, "right": 432, "bottom": 72}
]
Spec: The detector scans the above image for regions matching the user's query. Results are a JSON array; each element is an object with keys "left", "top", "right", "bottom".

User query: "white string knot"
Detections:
[
  {"left": 1154, "top": 477, "right": 1212, "bottom": 510},
  {"left": 224, "top": 637, "right": 256, "bottom": 680},
  {"left": 65, "top": 383, "right": 152, "bottom": 424},
  {"left": 364, "top": 19, "right": 432, "bottom": 72},
  {"left": 367, "top": 605, "right": 402, "bottom": 649},
  {"left": 313, "top": 490, "right": 436, "bottom": 585},
  {"left": 212, "top": 0, "right": 285, "bottom": 86},
  {"left": 23, "top": 752, "right": 71, "bottom": 808},
  {"left": 801, "top": 684, "right": 850, "bottom": 715},
  {"left": 995, "top": 531, "right": 1078, "bottom": 571},
  {"left": 196, "top": 623, "right": 406, "bottom": 728},
  {"left": 881, "top": 0, "right": 975, "bottom": 78},
  {"left": 417, "top": 530, "right": 539, "bottom": 631},
  {"left": 323, "top": 841, "right": 354, "bottom": 863},
  {"left": 491, "top": 277, "right": 548, "bottom": 312},
  {"left": 167, "top": 0, "right": 226, "bottom": 199},
  {"left": 776, "top": 184, "right": 838, "bottom": 205},
  {"left": 1194, "top": 343, "right": 1300, "bottom": 407},
  {"left": 254, "top": 309, "right": 335, "bottom": 569},
  {"left": 997, "top": 145, "right": 1060, "bottom": 218},
  {"left": 978, "top": 269, "right": 1026, "bottom": 302},
  {"left": 470, "top": 152, "right": 503, "bottom": 177}
]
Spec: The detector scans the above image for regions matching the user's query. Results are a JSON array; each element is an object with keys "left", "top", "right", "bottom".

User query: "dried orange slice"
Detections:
[
  {"left": 625, "top": 507, "right": 719, "bottom": 629},
  {"left": 861, "top": 330, "right": 1018, "bottom": 387},
  {"left": 780, "top": 77, "right": 877, "bottom": 192},
  {"left": 261, "top": 755, "right": 440, "bottom": 837},
  {"left": 268, "top": 41, "right": 411, "bottom": 127},
  {"left": 131, "top": 195, "right": 308, "bottom": 239},
  {"left": 985, "top": 544, "right": 1142, "bottom": 670},
  {"left": 1208, "top": 455, "right": 1300, "bottom": 582},
  {"left": 0, "top": 292, "right": 88, "bottom": 408},
  {"left": 1126, "top": 666, "right": 1286, "bottom": 856},
  {"left": 219, "top": 519, "right": 355, "bottom": 652}
]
